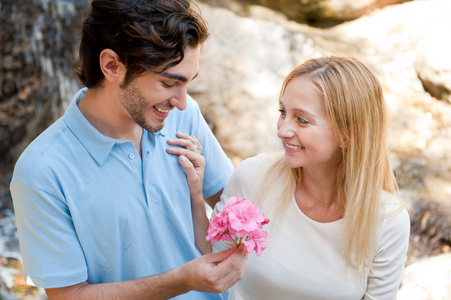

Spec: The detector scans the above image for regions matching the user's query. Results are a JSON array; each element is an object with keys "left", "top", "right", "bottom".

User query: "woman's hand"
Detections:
[
  {"left": 166, "top": 132, "right": 211, "bottom": 254},
  {"left": 166, "top": 132, "right": 205, "bottom": 200}
]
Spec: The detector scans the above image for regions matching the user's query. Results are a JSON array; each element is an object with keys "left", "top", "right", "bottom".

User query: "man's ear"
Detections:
[{"left": 99, "top": 49, "right": 125, "bottom": 83}]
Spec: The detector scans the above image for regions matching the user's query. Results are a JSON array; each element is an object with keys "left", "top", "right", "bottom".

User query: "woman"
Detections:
[{"left": 199, "top": 56, "right": 410, "bottom": 299}]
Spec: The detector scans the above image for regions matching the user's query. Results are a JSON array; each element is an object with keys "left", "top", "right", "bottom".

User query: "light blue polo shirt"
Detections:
[{"left": 10, "top": 88, "right": 234, "bottom": 299}]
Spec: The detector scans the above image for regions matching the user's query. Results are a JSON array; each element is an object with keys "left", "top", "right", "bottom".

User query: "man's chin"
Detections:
[{"left": 144, "top": 121, "right": 165, "bottom": 133}]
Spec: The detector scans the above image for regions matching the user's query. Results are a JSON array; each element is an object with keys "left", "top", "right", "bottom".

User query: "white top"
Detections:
[{"left": 213, "top": 155, "right": 410, "bottom": 300}]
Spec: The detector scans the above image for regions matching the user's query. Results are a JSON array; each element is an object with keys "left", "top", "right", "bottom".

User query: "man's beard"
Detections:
[{"left": 119, "top": 81, "right": 166, "bottom": 132}]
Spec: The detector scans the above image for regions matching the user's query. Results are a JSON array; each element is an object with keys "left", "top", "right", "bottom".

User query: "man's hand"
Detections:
[
  {"left": 45, "top": 245, "right": 248, "bottom": 300},
  {"left": 178, "top": 245, "right": 249, "bottom": 294}
]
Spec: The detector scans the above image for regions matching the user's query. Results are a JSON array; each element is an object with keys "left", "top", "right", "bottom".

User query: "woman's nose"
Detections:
[{"left": 277, "top": 118, "right": 295, "bottom": 139}]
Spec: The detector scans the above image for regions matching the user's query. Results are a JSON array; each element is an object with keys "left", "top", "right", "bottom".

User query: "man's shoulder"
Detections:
[{"left": 12, "top": 118, "right": 69, "bottom": 184}]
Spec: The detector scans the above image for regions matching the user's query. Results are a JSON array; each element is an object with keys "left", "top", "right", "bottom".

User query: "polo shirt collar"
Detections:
[
  {"left": 63, "top": 88, "right": 121, "bottom": 166},
  {"left": 155, "top": 124, "right": 167, "bottom": 137}
]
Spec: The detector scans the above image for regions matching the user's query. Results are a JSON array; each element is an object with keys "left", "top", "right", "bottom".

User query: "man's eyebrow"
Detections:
[{"left": 160, "top": 71, "right": 198, "bottom": 83}]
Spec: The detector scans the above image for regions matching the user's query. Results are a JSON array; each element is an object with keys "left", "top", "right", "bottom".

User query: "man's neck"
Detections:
[{"left": 78, "top": 87, "right": 144, "bottom": 156}]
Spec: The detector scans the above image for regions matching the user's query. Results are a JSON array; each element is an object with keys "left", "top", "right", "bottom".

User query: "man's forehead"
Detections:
[{"left": 155, "top": 46, "right": 200, "bottom": 82}]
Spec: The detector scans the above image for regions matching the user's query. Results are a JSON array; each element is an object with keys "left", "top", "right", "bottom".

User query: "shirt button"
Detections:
[
  {"left": 129, "top": 153, "right": 135, "bottom": 159},
  {"left": 146, "top": 151, "right": 150, "bottom": 156}
]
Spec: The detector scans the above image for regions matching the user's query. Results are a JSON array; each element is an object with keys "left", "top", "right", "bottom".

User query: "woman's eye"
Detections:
[
  {"left": 297, "top": 117, "right": 310, "bottom": 125},
  {"left": 278, "top": 109, "right": 286, "bottom": 116}
]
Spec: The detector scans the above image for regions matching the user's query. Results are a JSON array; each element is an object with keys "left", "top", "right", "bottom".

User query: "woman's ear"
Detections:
[{"left": 99, "top": 49, "right": 125, "bottom": 83}]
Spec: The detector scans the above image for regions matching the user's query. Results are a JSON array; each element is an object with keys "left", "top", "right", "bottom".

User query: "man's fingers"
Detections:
[
  {"left": 205, "top": 245, "right": 238, "bottom": 264},
  {"left": 210, "top": 245, "right": 248, "bottom": 287},
  {"left": 207, "top": 244, "right": 248, "bottom": 267},
  {"left": 184, "top": 245, "right": 248, "bottom": 294},
  {"left": 216, "top": 262, "right": 247, "bottom": 288}
]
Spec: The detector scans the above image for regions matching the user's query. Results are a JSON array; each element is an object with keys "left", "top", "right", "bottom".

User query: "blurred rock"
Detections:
[
  {"left": 408, "top": 201, "right": 451, "bottom": 262},
  {"left": 0, "top": 0, "right": 84, "bottom": 170},
  {"left": 398, "top": 252, "right": 451, "bottom": 300},
  {"left": 0, "top": 216, "right": 46, "bottom": 299},
  {"left": 235, "top": 0, "right": 407, "bottom": 27},
  {"left": 415, "top": 18, "right": 451, "bottom": 104}
]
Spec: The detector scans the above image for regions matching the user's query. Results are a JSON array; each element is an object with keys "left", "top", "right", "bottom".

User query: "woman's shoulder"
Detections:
[
  {"left": 380, "top": 190, "right": 407, "bottom": 213},
  {"left": 223, "top": 152, "right": 283, "bottom": 198},
  {"left": 236, "top": 152, "right": 283, "bottom": 173},
  {"left": 379, "top": 190, "right": 410, "bottom": 232},
  {"left": 229, "top": 153, "right": 282, "bottom": 187}
]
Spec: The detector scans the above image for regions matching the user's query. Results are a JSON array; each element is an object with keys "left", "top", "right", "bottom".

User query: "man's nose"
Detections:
[{"left": 169, "top": 87, "right": 187, "bottom": 111}]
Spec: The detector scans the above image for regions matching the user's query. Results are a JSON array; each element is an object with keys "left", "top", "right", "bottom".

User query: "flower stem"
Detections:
[{"left": 226, "top": 232, "right": 240, "bottom": 246}]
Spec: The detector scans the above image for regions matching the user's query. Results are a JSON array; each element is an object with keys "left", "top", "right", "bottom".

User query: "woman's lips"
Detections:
[{"left": 283, "top": 141, "right": 304, "bottom": 152}]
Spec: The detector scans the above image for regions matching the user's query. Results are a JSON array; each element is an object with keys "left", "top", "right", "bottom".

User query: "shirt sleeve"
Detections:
[
  {"left": 186, "top": 96, "right": 234, "bottom": 199},
  {"left": 364, "top": 202, "right": 410, "bottom": 299},
  {"left": 10, "top": 182, "right": 87, "bottom": 288}
]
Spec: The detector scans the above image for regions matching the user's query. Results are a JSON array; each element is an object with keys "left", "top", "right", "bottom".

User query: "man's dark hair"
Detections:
[{"left": 76, "top": 0, "right": 209, "bottom": 88}]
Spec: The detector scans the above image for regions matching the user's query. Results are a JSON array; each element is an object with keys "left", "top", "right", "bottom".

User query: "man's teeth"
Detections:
[{"left": 155, "top": 107, "right": 169, "bottom": 113}]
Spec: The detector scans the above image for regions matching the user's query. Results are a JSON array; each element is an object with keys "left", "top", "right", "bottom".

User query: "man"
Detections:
[{"left": 10, "top": 0, "right": 247, "bottom": 299}]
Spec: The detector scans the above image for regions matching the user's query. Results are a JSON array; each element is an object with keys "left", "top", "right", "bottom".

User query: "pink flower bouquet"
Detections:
[{"left": 206, "top": 197, "right": 270, "bottom": 256}]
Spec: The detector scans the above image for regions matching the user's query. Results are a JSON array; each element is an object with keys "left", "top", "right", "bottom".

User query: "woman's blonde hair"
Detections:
[{"left": 254, "top": 56, "right": 399, "bottom": 280}]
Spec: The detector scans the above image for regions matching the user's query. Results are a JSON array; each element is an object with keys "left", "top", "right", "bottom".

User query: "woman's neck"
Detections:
[{"left": 295, "top": 168, "right": 344, "bottom": 223}]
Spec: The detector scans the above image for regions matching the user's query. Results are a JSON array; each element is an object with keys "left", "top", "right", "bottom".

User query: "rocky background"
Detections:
[{"left": 0, "top": 0, "right": 450, "bottom": 299}]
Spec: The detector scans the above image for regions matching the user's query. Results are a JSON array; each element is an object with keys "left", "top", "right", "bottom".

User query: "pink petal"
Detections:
[{"left": 243, "top": 239, "right": 256, "bottom": 254}]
